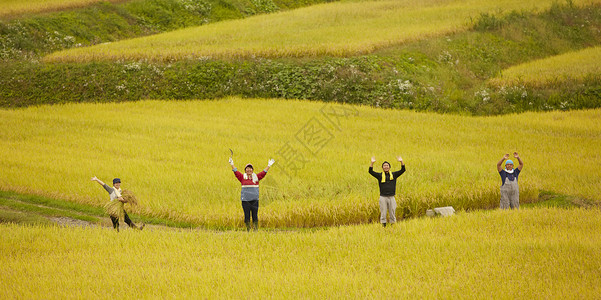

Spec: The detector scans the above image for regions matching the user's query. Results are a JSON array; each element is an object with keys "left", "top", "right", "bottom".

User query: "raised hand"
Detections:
[
  {"left": 503, "top": 153, "right": 510, "bottom": 160},
  {"left": 91, "top": 176, "right": 104, "bottom": 186},
  {"left": 371, "top": 157, "right": 376, "bottom": 163},
  {"left": 513, "top": 152, "right": 519, "bottom": 158},
  {"left": 268, "top": 159, "right": 275, "bottom": 167},
  {"left": 397, "top": 156, "right": 403, "bottom": 162},
  {"left": 229, "top": 157, "right": 234, "bottom": 166}
]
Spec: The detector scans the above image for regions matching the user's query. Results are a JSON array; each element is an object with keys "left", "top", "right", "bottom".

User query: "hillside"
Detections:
[
  {"left": 1, "top": 1, "right": 600, "bottom": 114},
  {"left": 1, "top": 2, "right": 600, "bottom": 298},
  {"left": 0, "top": 0, "right": 332, "bottom": 59},
  {"left": 490, "top": 46, "right": 601, "bottom": 87},
  {"left": 42, "top": 0, "right": 601, "bottom": 62}
]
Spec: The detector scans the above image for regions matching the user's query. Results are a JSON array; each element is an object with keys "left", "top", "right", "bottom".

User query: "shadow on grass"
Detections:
[{"left": 522, "top": 190, "right": 597, "bottom": 209}]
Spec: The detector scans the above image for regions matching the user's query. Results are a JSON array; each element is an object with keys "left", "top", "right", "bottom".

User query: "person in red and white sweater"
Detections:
[{"left": 229, "top": 157, "right": 275, "bottom": 231}]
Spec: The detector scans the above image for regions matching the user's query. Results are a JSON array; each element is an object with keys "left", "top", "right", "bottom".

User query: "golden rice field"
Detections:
[
  {"left": 1, "top": 208, "right": 600, "bottom": 298},
  {"left": 0, "top": 0, "right": 124, "bottom": 18},
  {"left": 489, "top": 46, "right": 601, "bottom": 87},
  {"left": 42, "top": 0, "right": 601, "bottom": 62},
  {"left": 0, "top": 98, "right": 600, "bottom": 227}
]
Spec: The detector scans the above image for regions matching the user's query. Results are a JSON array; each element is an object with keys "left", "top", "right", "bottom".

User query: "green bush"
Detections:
[{"left": 249, "top": 0, "right": 279, "bottom": 14}]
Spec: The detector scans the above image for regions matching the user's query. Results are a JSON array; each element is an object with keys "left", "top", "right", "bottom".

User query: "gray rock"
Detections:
[{"left": 433, "top": 206, "right": 455, "bottom": 217}]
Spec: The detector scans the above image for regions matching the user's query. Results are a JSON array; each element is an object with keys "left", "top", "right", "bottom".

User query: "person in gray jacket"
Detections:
[{"left": 91, "top": 176, "right": 144, "bottom": 231}]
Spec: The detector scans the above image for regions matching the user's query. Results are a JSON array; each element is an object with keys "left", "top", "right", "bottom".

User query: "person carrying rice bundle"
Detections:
[{"left": 91, "top": 176, "right": 144, "bottom": 231}]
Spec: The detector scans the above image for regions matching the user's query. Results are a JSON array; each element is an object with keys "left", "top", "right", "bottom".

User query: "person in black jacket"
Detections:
[{"left": 369, "top": 156, "right": 405, "bottom": 227}]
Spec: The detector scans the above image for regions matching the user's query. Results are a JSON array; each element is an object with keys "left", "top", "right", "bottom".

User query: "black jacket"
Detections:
[{"left": 369, "top": 165, "right": 406, "bottom": 196}]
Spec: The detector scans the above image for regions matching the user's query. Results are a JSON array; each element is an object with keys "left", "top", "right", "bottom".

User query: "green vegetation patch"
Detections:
[
  {"left": 523, "top": 190, "right": 598, "bottom": 209},
  {"left": 0, "top": 208, "right": 53, "bottom": 225},
  {"left": 0, "top": 190, "right": 197, "bottom": 228},
  {"left": 1, "top": 2, "right": 600, "bottom": 114}
]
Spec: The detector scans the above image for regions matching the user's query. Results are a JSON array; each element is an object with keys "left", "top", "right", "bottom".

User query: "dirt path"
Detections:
[
  {"left": 48, "top": 216, "right": 94, "bottom": 228},
  {"left": 1, "top": 195, "right": 175, "bottom": 231},
  {"left": 47, "top": 215, "right": 176, "bottom": 231}
]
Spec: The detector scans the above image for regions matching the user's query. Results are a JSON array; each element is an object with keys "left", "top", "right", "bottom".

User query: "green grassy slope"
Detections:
[
  {"left": 1, "top": 1, "right": 600, "bottom": 114},
  {"left": 0, "top": 0, "right": 333, "bottom": 60}
]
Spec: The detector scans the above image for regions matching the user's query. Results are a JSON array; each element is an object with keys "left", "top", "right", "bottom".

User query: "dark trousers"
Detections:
[
  {"left": 110, "top": 211, "right": 134, "bottom": 231},
  {"left": 241, "top": 200, "right": 259, "bottom": 230}
]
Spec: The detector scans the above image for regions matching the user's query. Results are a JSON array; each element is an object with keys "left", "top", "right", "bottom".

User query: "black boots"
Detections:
[{"left": 245, "top": 221, "right": 259, "bottom": 232}]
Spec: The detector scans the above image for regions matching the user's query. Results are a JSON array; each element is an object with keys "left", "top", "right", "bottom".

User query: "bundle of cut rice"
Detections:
[
  {"left": 104, "top": 200, "right": 124, "bottom": 218},
  {"left": 121, "top": 189, "right": 138, "bottom": 206}
]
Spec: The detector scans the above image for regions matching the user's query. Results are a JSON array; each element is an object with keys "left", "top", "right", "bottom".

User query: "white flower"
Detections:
[
  {"left": 123, "top": 62, "right": 142, "bottom": 71},
  {"left": 475, "top": 89, "right": 490, "bottom": 103},
  {"left": 397, "top": 80, "right": 414, "bottom": 95}
]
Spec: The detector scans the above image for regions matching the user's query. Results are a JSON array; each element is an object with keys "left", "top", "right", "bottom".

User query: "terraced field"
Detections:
[
  {"left": 490, "top": 46, "right": 601, "bottom": 87},
  {"left": 1, "top": 98, "right": 599, "bottom": 227},
  {"left": 0, "top": 0, "right": 125, "bottom": 17},
  {"left": 43, "top": 0, "right": 601, "bottom": 62}
]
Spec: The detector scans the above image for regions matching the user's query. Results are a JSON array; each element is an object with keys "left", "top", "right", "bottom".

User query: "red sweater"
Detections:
[
  {"left": 233, "top": 169, "right": 267, "bottom": 201},
  {"left": 234, "top": 170, "right": 266, "bottom": 185}
]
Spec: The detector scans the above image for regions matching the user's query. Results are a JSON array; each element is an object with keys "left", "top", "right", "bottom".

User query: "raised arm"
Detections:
[
  {"left": 393, "top": 156, "right": 406, "bottom": 177},
  {"left": 229, "top": 158, "right": 244, "bottom": 182},
  {"left": 497, "top": 154, "right": 509, "bottom": 172},
  {"left": 229, "top": 157, "right": 236, "bottom": 170},
  {"left": 91, "top": 176, "right": 105, "bottom": 186},
  {"left": 368, "top": 157, "right": 380, "bottom": 178},
  {"left": 265, "top": 158, "right": 275, "bottom": 172},
  {"left": 92, "top": 176, "right": 115, "bottom": 195},
  {"left": 514, "top": 152, "right": 524, "bottom": 170}
]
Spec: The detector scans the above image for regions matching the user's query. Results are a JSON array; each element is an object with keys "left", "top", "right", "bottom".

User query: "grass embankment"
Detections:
[
  {"left": 2, "top": 2, "right": 600, "bottom": 113},
  {"left": 1, "top": 208, "right": 600, "bottom": 298},
  {"left": 42, "top": 0, "right": 601, "bottom": 62},
  {"left": 1, "top": 98, "right": 599, "bottom": 228},
  {"left": 490, "top": 46, "right": 601, "bottom": 87},
  {"left": 0, "top": 192, "right": 101, "bottom": 224},
  {"left": 0, "top": 0, "right": 332, "bottom": 60},
  {"left": 0, "top": 190, "right": 195, "bottom": 227},
  {"left": 0, "top": 0, "right": 127, "bottom": 18},
  {"left": 0, "top": 189, "right": 585, "bottom": 226},
  {"left": 0, "top": 209, "right": 54, "bottom": 225}
]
